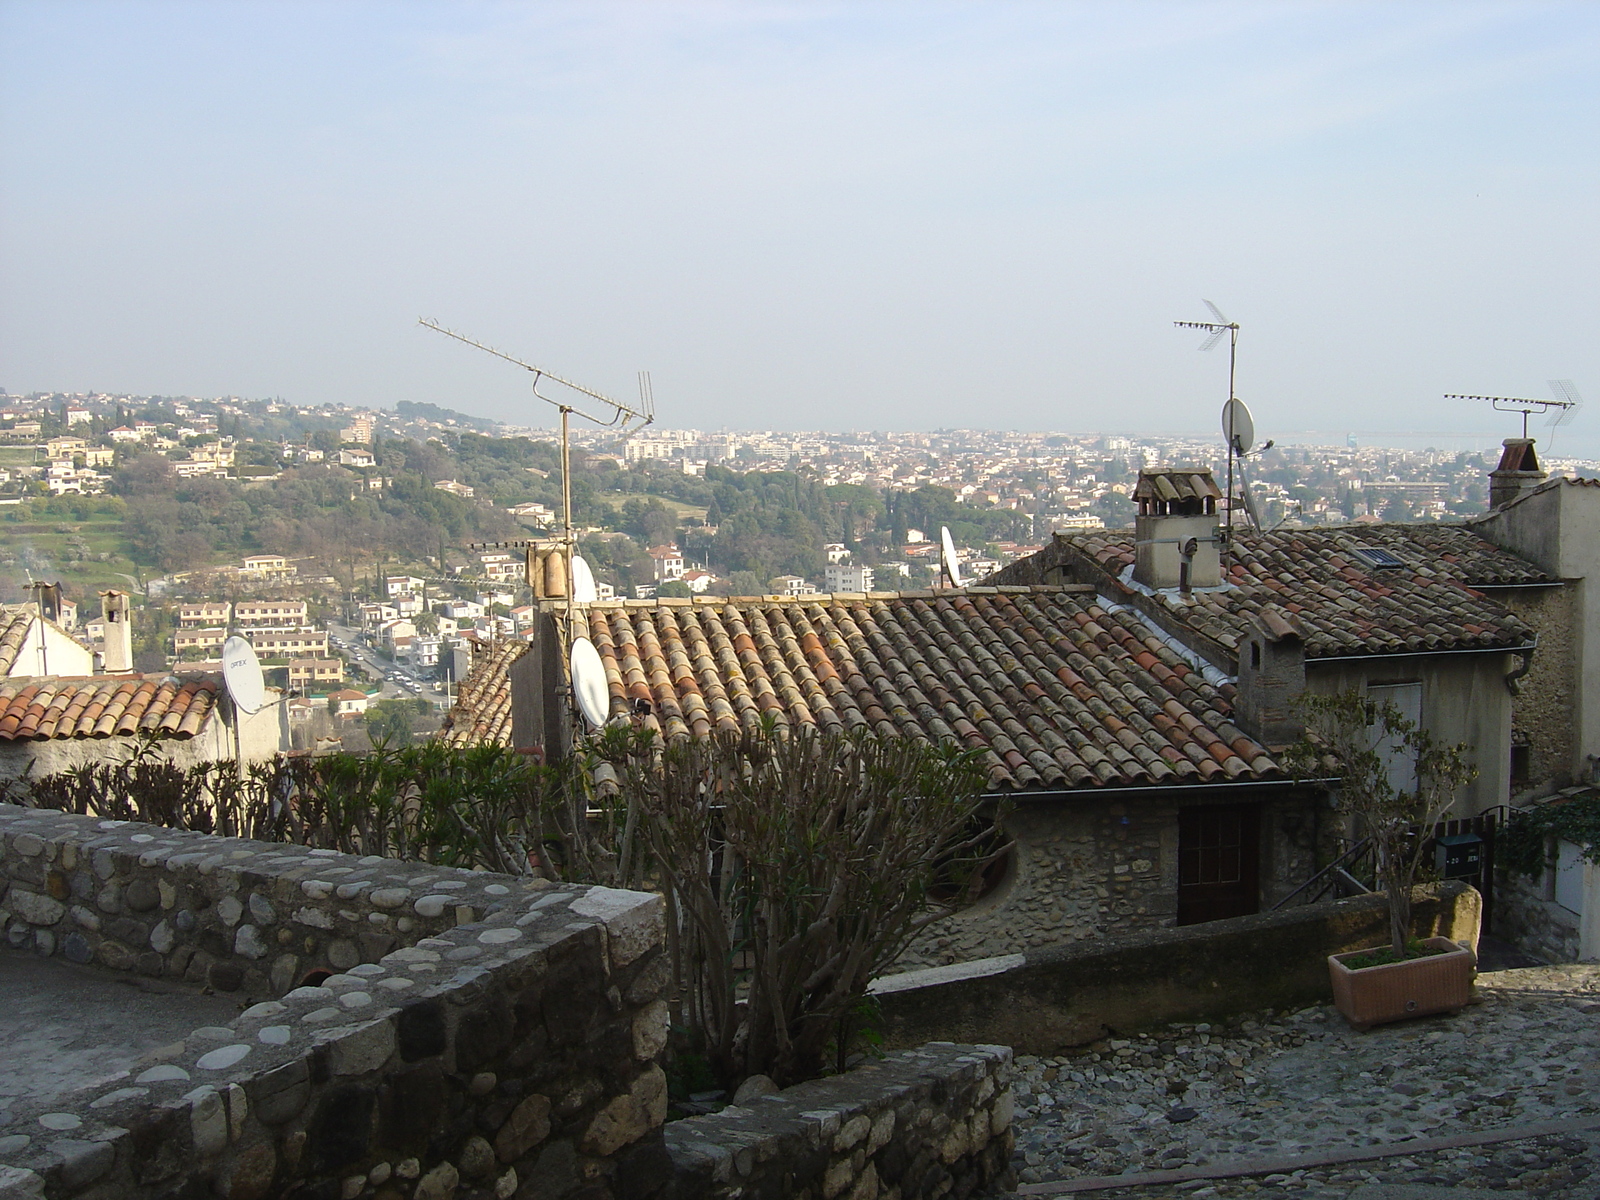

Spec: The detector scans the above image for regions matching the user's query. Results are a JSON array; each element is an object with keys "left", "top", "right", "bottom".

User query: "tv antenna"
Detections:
[
  {"left": 419, "top": 318, "right": 655, "bottom": 625},
  {"left": 1176, "top": 300, "right": 1250, "bottom": 538},
  {"left": 1445, "top": 380, "right": 1583, "bottom": 441}
]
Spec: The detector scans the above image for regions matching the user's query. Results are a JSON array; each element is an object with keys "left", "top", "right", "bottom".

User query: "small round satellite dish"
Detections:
[
  {"left": 221, "top": 635, "right": 266, "bottom": 715},
  {"left": 1222, "top": 397, "right": 1255, "bottom": 454},
  {"left": 940, "top": 526, "right": 964, "bottom": 588},
  {"left": 569, "top": 636, "right": 611, "bottom": 729},
  {"left": 570, "top": 554, "right": 598, "bottom": 603}
]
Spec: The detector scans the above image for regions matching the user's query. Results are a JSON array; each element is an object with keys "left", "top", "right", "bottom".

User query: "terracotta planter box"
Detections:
[{"left": 1327, "top": 935, "right": 1476, "bottom": 1031}]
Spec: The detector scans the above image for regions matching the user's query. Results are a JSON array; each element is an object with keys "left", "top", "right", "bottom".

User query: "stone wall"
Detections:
[
  {"left": 1494, "top": 863, "right": 1578, "bottom": 963},
  {"left": 664, "top": 1044, "right": 1012, "bottom": 1200},
  {"left": 1495, "top": 583, "right": 1579, "bottom": 796},
  {"left": 896, "top": 792, "right": 1320, "bottom": 971},
  {"left": 0, "top": 808, "right": 672, "bottom": 1200},
  {"left": 873, "top": 881, "right": 1481, "bottom": 1055},
  {"left": 0, "top": 807, "right": 529, "bottom": 998}
]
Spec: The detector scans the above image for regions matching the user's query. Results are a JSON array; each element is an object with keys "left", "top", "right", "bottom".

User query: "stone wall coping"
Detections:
[{"left": 869, "top": 955, "right": 1024, "bottom": 995}]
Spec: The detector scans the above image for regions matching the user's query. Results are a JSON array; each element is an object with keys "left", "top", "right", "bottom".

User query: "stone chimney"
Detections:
[
  {"left": 1489, "top": 438, "right": 1547, "bottom": 510},
  {"left": 100, "top": 589, "right": 134, "bottom": 673},
  {"left": 1234, "top": 607, "right": 1305, "bottom": 747},
  {"left": 1133, "top": 469, "right": 1223, "bottom": 591}
]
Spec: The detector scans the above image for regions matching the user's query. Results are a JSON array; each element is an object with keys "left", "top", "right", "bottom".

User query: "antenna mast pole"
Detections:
[
  {"left": 419, "top": 318, "right": 655, "bottom": 635},
  {"left": 1175, "top": 300, "right": 1242, "bottom": 544}
]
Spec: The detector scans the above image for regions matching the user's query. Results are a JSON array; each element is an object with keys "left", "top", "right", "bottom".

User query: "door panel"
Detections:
[{"left": 1177, "top": 803, "right": 1261, "bottom": 925}]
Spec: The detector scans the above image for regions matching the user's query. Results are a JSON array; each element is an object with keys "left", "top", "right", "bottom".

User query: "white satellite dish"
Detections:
[
  {"left": 568, "top": 636, "right": 611, "bottom": 729},
  {"left": 939, "top": 526, "right": 963, "bottom": 588},
  {"left": 1222, "top": 397, "right": 1255, "bottom": 455},
  {"left": 570, "top": 554, "right": 598, "bottom": 603},
  {"left": 221, "top": 635, "right": 266, "bottom": 715}
]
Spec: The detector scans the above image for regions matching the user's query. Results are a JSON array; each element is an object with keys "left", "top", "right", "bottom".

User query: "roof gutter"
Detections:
[
  {"left": 1472, "top": 581, "right": 1564, "bottom": 590},
  {"left": 1309, "top": 642, "right": 1535, "bottom": 665},
  {"left": 995, "top": 776, "right": 1340, "bottom": 803}
]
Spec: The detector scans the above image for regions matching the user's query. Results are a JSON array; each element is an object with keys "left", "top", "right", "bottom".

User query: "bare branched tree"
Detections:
[{"left": 597, "top": 720, "right": 1001, "bottom": 1088}]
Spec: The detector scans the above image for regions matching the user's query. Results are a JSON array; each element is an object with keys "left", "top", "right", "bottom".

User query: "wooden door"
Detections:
[{"left": 1177, "top": 803, "right": 1261, "bottom": 925}]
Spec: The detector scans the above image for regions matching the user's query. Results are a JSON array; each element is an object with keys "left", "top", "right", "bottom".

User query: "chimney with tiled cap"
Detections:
[
  {"left": 1234, "top": 606, "right": 1305, "bottom": 746},
  {"left": 1133, "top": 468, "right": 1223, "bottom": 591},
  {"left": 100, "top": 589, "right": 133, "bottom": 673},
  {"left": 1489, "top": 438, "right": 1547, "bottom": 510}
]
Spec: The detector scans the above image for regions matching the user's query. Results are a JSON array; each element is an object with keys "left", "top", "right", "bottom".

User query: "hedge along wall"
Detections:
[
  {"left": 0, "top": 807, "right": 672, "bottom": 1200},
  {"left": 664, "top": 1044, "right": 1013, "bottom": 1200},
  {"left": 871, "top": 881, "right": 1482, "bottom": 1055}
]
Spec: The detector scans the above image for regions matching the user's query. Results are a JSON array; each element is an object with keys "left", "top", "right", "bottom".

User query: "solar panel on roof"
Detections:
[{"left": 1351, "top": 546, "right": 1408, "bottom": 570}]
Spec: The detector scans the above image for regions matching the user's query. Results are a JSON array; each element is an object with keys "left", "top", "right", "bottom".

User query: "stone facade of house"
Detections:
[{"left": 898, "top": 790, "right": 1322, "bottom": 971}]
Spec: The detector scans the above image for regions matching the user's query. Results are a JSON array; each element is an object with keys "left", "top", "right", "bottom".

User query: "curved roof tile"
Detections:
[{"left": 0, "top": 674, "right": 220, "bottom": 742}]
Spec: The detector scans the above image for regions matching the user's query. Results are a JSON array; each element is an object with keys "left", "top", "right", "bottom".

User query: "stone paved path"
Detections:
[{"left": 1009, "top": 962, "right": 1600, "bottom": 1198}]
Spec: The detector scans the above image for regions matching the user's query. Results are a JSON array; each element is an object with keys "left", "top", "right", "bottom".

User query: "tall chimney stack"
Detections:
[
  {"left": 100, "top": 590, "right": 134, "bottom": 673},
  {"left": 1489, "top": 438, "right": 1547, "bottom": 510}
]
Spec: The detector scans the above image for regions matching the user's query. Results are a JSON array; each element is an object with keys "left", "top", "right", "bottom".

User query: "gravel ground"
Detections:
[{"left": 1008, "top": 962, "right": 1600, "bottom": 1198}]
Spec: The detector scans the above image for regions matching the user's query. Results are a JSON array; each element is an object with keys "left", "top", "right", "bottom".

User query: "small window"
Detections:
[
  {"left": 1250, "top": 641, "right": 1262, "bottom": 670},
  {"left": 1510, "top": 743, "right": 1531, "bottom": 788},
  {"left": 1350, "top": 545, "right": 1408, "bottom": 570}
]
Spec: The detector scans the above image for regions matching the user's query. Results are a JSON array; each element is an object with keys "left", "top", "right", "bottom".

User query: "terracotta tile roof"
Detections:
[
  {"left": 441, "top": 589, "right": 1281, "bottom": 791},
  {"left": 1058, "top": 525, "right": 1540, "bottom": 660},
  {"left": 0, "top": 674, "right": 219, "bottom": 741},
  {"left": 439, "top": 637, "right": 529, "bottom": 748},
  {"left": 0, "top": 609, "right": 32, "bottom": 676}
]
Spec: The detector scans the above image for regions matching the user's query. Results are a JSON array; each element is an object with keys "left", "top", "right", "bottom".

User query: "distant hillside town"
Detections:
[{"left": 3, "top": 389, "right": 1597, "bottom": 746}]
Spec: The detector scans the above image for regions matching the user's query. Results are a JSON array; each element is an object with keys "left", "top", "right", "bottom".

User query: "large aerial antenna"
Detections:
[
  {"left": 1175, "top": 300, "right": 1245, "bottom": 539},
  {"left": 419, "top": 318, "right": 655, "bottom": 632},
  {"left": 1445, "top": 381, "right": 1581, "bottom": 440}
]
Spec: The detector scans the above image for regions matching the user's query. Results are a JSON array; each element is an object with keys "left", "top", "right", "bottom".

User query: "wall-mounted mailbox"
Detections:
[{"left": 1436, "top": 833, "right": 1484, "bottom": 879}]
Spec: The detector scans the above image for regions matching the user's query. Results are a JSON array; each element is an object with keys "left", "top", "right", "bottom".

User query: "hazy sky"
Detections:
[{"left": 2, "top": 2, "right": 1597, "bottom": 451}]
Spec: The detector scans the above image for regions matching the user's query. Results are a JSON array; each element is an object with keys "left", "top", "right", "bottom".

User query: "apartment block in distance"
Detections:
[
  {"left": 174, "top": 627, "right": 228, "bottom": 656},
  {"left": 245, "top": 627, "right": 329, "bottom": 657},
  {"left": 287, "top": 658, "right": 343, "bottom": 688},
  {"left": 234, "top": 600, "right": 309, "bottom": 627},
  {"left": 177, "top": 601, "right": 231, "bottom": 628}
]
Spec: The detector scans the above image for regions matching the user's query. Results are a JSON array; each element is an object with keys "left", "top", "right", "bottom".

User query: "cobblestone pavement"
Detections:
[{"left": 1009, "top": 963, "right": 1600, "bottom": 1198}]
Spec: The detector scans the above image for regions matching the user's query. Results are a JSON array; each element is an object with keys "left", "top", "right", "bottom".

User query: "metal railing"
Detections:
[{"left": 1272, "top": 837, "right": 1375, "bottom": 910}]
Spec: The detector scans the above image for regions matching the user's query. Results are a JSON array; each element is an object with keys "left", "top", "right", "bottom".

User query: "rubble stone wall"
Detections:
[
  {"left": 0, "top": 806, "right": 526, "bottom": 998},
  {"left": 0, "top": 807, "right": 671, "bottom": 1200},
  {"left": 1494, "top": 863, "right": 1578, "bottom": 962},
  {"left": 896, "top": 793, "right": 1319, "bottom": 971},
  {"left": 664, "top": 1044, "right": 1013, "bottom": 1200}
]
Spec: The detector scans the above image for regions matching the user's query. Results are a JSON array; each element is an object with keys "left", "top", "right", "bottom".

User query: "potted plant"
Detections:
[{"left": 1294, "top": 690, "right": 1479, "bottom": 1031}]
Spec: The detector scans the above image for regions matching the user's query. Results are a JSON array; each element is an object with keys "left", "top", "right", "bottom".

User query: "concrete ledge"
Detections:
[
  {"left": 874, "top": 882, "right": 1480, "bottom": 1054},
  {"left": 664, "top": 1043, "right": 1014, "bottom": 1200}
]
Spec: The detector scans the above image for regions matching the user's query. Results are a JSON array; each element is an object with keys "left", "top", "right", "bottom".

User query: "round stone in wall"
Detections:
[
  {"left": 196, "top": 1045, "right": 251, "bottom": 1071},
  {"left": 136, "top": 1065, "right": 190, "bottom": 1084}
]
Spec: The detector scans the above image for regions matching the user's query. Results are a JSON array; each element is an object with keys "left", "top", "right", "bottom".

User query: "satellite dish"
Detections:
[
  {"left": 570, "top": 554, "right": 598, "bottom": 603},
  {"left": 1222, "top": 397, "right": 1255, "bottom": 455},
  {"left": 568, "top": 636, "right": 611, "bottom": 729},
  {"left": 221, "top": 635, "right": 266, "bottom": 715},
  {"left": 939, "top": 526, "right": 964, "bottom": 588}
]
